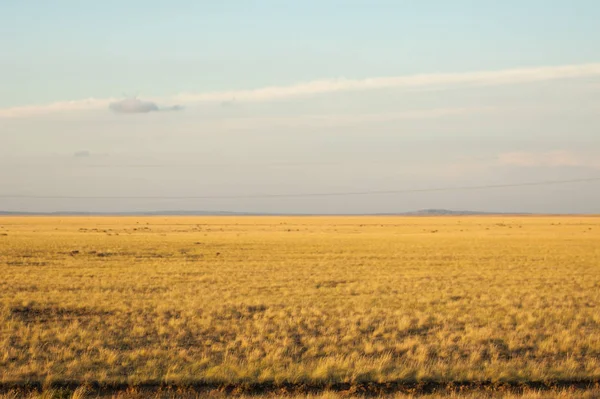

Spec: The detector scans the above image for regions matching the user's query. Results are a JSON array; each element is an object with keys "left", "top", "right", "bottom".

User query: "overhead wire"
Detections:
[{"left": 1, "top": 177, "right": 599, "bottom": 200}]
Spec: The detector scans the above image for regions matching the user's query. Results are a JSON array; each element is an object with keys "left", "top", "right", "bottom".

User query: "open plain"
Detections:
[{"left": 1, "top": 216, "right": 600, "bottom": 397}]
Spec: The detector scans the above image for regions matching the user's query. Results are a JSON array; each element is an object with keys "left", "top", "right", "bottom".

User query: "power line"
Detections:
[{"left": 1, "top": 177, "right": 599, "bottom": 200}]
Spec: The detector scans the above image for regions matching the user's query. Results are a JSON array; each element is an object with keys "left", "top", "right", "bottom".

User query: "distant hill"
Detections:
[{"left": 394, "top": 209, "right": 507, "bottom": 216}]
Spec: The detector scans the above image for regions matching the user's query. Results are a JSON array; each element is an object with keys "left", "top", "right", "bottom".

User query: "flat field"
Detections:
[{"left": 1, "top": 216, "right": 600, "bottom": 396}]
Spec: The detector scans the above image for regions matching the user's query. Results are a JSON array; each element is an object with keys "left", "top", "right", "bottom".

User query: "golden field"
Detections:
[{"left": 1, "top": 216, "right": 600, "bottom": 397}]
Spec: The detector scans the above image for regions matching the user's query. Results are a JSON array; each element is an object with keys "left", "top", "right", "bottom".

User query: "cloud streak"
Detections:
[
  {"left": 212, "top": 106, "right": 497, "bottom": 130},
  {"left": 173, "top": 63, "right": 600, "bottom": 104},
  {"left": 2, "top": 62, "right": 600, "bottom": 118},
  {"left": 498, "top": 151, "right": 600, "bottom": 169},
  {"left": 0, "top": 98, "right": 115, "bottom": 118}
]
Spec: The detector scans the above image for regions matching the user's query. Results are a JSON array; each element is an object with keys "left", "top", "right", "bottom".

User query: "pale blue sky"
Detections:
[
  {"left": 1, "top": 1, "right": 600, "bottom": 213},
  {"left": 2, "top": 0, "right": 600, "bottom": 107}
]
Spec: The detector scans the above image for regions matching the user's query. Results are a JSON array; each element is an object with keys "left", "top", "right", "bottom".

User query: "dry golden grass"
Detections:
[{"left": 1, "top": 216, "right": 600, "bottom": 395}]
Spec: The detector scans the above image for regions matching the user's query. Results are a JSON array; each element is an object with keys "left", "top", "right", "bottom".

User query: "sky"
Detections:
[{"left": 1, "top": 0, "right": 600, "bottom": 214}]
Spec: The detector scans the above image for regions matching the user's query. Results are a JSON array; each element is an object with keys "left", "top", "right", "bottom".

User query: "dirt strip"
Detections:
[{"left": 1, "top": 380, "right": 599, "bottom": 397}]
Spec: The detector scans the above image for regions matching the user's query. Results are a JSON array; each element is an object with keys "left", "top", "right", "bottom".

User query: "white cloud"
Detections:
[{"left": 1, "top": 62, "right": 600, "bottom": 118}]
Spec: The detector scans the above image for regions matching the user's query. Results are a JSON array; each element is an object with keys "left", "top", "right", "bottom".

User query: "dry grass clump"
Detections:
[{"left": 1, "top": 216, "right": 600, "bottom": 391}]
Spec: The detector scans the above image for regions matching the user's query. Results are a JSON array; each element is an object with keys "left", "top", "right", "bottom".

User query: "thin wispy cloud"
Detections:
[
  {"left": 1, "top": 62, "right": 600, "bottom": 118},
  {"left": 0, "top": 98, "right": 115, "bottom": 119},
  {"left": 498, "top": 151, "right": 600, "bottom": 169},
  {"left": 214, "top": 106, "right": 497, "bottom": 130},
  {"left": 173, "top": 63, "right": 600, "bottom": 104}
]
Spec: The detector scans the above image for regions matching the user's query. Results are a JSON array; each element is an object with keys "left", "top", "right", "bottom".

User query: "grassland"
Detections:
[{"left": 1, "top": 216, "right": 600, "bottom": 397}]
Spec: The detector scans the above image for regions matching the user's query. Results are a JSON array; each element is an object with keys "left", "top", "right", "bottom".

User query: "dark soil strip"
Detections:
[{"left": 1, "top": 380, "right": 599, "bottom": 397}]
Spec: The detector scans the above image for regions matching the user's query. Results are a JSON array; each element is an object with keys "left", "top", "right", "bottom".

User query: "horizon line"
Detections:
[{"left": 1, "top": 210, "right": 593, "bottom": 217}]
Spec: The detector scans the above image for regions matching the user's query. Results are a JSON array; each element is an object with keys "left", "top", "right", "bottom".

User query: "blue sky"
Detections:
[
  {"left": 1, "top": 1, "right": 600, "bottom": 213},
  {"left": 2, "top": 0, "right": 599, "bottom": 107}
]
